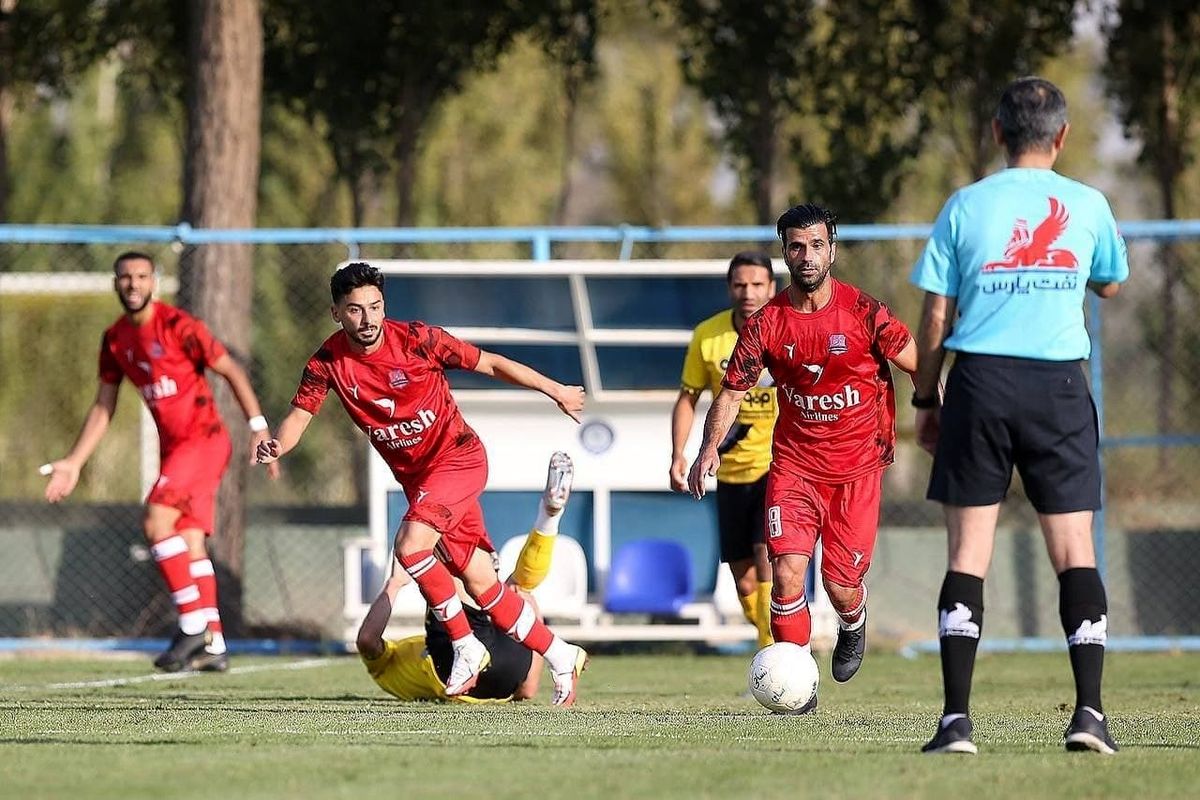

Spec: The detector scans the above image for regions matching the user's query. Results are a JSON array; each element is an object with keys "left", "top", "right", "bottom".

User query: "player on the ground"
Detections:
[
  {"left": 688, "top": 204, "right": 916, "bottom": 712},
  {"left": 43, "top": 251, "right": 278, "bottom": 672},
  {"left": 670, "top": 251, "right": 777, "bottom": 649},
  {"left": 911, "top": 77, "right": 1128, "bottom": 755},
  {"left": 357, "top": 452, "right": 574, "bottom": 703},
  {"left": 256, "top": 262, "right": 589, "bottom": 706}
]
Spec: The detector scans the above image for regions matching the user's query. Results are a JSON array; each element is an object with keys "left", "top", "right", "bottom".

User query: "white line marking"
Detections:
[{"left": 8, "top": 657, "right": 336, "bottom": 691}]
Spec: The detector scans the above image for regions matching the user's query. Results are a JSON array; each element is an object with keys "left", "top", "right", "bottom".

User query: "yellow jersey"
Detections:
[
  {"left": 680, "top": 309, "right": 777, "bottom": 483},
  {"left": 360, "top": 636, "right": 508, "bottom": 704}
]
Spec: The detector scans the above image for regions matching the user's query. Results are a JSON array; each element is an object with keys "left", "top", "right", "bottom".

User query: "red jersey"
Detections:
[
  {"left": 291, "top": 319, "right": 484, "bottom": 481},
  {"left": 98, "top": 302, "right": 228, "bottom": 453},
  {"left": 723, "top": 279, "right": 912, "bottom": 483}
]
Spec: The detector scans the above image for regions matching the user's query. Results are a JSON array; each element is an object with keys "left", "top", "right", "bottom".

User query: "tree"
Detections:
[
  {"left": 263, "top": 0, "right": 596, "bottom": 228},
  {"left": 0, "top": 0, "right": 113, "bottom": 221},
  {"left": 797, "top": 0, "right": 930, "bottom": 220},
  {"left": 175, "top": 0, "right": 263, "bottom": 631},
  {"left": 1103, "top": 1, "right": 1200, "bottom": 439},
  {"left": 671, "top": 0, "right": 929, "bottom": 223},
  {"left": 672, "top": 0, "right": 813, "bottom": 224},
  {"left": 912, "top": 1, "right": 1077, "bottom": 181}
]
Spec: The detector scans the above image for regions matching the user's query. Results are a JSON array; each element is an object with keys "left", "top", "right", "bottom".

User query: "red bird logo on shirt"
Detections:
[{"left": 983, "top": 197, "right": 1079, "bottom": 271}]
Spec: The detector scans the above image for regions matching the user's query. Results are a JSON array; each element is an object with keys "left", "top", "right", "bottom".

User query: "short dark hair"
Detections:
[
  {"left": 330, "top": 262, "right": 384, "bottom": 303},
  {"left": 726, "top": 251, "right": 774, "bottom": 283},
  {"left": 776, "top": 204, "right": 838, "bottom": 243},
  {"left": 113, "top": 251, "right": 155, "bottom": 273},
  {"left": 995, "top": 76, "right": 1068, "bottom": 157}
]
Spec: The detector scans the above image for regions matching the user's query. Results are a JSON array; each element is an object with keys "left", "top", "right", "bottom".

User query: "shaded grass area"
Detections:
[{"left": 1, "top": 651, "right": 1197, "bottom": 799}]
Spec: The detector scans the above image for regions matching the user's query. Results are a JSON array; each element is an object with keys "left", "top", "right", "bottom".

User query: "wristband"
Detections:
[
  {"left": 248, "top": 415, "right": 269, "bottom": 432},
  {"left": 910, "top": 393, "right": 939, "bottom": 410}
]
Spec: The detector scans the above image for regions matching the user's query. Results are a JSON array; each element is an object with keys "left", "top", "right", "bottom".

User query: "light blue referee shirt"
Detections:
[{"left": 910, "top": 168, "right": 1129, "bottom": 361}]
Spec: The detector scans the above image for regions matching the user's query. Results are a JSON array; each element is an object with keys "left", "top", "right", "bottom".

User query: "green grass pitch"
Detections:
[{"left": 2, "top": 650, "right": 1197, "bottom": 798}]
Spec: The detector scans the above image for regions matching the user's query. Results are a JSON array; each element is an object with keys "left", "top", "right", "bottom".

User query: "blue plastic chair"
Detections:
[{"left": 604, "top": 539, "right": 694, "bottom": 614}]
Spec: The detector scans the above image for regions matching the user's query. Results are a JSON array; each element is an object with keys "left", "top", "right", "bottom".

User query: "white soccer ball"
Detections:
[{"left": 748, "top": 642, "right": 819, "bottom": 713}]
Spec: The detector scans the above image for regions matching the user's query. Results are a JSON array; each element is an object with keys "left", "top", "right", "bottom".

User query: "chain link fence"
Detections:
[{"left": 1, "top": 229, "right": 1196, "bottom": 644}]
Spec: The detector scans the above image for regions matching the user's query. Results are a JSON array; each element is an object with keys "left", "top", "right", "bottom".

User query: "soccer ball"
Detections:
[{"left": 748, "top": 642, "right": 819, "bottom": 713}]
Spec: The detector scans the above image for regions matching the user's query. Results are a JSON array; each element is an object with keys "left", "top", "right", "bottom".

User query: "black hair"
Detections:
[
  {"left": 776, "top": 204, "right": 838, "bottom": 243},
  {"left": 113, "top": 251, "right": 156, "bottom": 273},
  {"left": 995, "top": 76, "right": 1068, "bottom": 157},
  {"left": 330, "top": 262, "right": 385, "bottom": 303},
  {"left": 726, "top": 250, "right": 774, "bottom": 283}
]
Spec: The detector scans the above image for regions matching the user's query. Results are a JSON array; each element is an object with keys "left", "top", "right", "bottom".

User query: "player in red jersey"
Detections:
[
  {"left": 688, "top": 205, "right": 917, "bottom": 710},
  {"left": 255, "top": 262, "right": 590, "bottom": 706},
  {"left": 43, "top": 251, "right": 278, "bottom": 672}
]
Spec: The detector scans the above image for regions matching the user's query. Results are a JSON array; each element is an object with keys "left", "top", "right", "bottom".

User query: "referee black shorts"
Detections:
[
  {"left": 716, "top": 473, "right": 769, "bottom": 563},
  {"left": 928, "top": 353, "right": 1102, "bottom": 513}
]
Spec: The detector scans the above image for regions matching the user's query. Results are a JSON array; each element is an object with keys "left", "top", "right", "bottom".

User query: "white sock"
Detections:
[
  {"left": 543, "top": 636, "right": 574, "bottom": 673},
  {"left": 940, "top": 713, "right": 967, "bottom": 728},
  {"left": 452, "top": 633, "right": 482, "bottom": 652},
  {"left": 534, "top": 507, "right": 562, "bottom": 536},
  {"left": 838, "top": 614, "right": 866, "bottom": 632},
  {"left": 207, "top": 631, "right": 227, "bottom": 655},
  {"left": 178, "top": 609, "right": 208, "bottom": 636}
]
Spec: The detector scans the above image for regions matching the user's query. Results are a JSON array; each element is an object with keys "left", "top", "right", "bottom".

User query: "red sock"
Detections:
[
  {"left": 477, "top": 582, "right": 553, "bottom": 654},
  {"left": 150, "top": 535, "right": 206, "bottom": 634},
  {"left": 770, "top": 591, "right": 811, "bottom": 646},
  {"left": 190, "top": 558, "right": 223, "bottom": 636},
  {"left": 399, "top": 550, "right": 471, "bottom": 641},
  {"left": 833, "top": 583, "right": 866, "bottom": 627}
]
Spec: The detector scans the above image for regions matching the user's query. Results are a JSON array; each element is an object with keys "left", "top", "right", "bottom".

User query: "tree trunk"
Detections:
[
  {"left": 551, "top": 72, "right": 581, "bottom": 227},
  {"left": 0, "top": 0, "right": 13, "bottom": 223},
  {"left": 0, "top": 84, "right": 9, "bottom": 224},
  {"left": 1155, "top": 17, "right": 1180, "bottom": 462},
  {"left": 748, "top": 77, "right": 777, "bottom": 230},
  {"left": 393, "top": 113, "right": 421, "bottom": 229},
  {"left": 178, "top": 0, "right": 263, "bottom": 635}
]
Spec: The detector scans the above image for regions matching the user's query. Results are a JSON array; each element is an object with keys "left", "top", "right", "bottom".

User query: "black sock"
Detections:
[
  {"left": 1059, "top": 567, "right": 1107, "bottom": 713},
  {"left": 937, "top": 571, "right": 984, "bottom": 717}
]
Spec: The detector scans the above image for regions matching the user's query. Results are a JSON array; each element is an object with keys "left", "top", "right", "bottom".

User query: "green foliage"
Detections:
[
  {"left": 262, "top": 0, "right": 597, "bottom": 225},
  {"left": 1103, "top": 1, "right": 1200, "bottom": 205},
  {"left": 1103, "top": 2, "right": 1200, "bottom": 433},
  {"left": 670, "top": 1, "right": 930, "bottom": 223},
  {"left": 1, "top": 293, "right": 142, "bottom": 500},
  {"left": 796, "top": 1, "right": 929, "bottom": 221},
  {"left": 912, "top": 0, "right": 1077, "bottom": 179},
  {"left": 671, "top": 0, "right": 815, "bottom": 221}
]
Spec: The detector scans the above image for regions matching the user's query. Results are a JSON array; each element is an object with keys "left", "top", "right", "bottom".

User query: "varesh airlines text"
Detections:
[
  {"left": 371, "top": 408, "right": 437, "bottom": 449},
  {"left": 780, "top": 384, "right": 861, "bottom": 422}
]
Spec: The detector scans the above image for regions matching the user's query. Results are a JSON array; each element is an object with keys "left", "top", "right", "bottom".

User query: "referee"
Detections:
[{"left": 909, "top": 77, "right": 1129, "bottom": 756}]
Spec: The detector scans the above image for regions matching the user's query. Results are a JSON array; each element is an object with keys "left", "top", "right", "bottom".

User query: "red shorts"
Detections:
[
  {"left": 401, "top": 442, "right": 495, "bottom": 575},
  {"left": 146, "top": 432, "right": 232, "bottom": 535},
  {"left": 764, "top": 468, "right": 883, "bottom": 587}
]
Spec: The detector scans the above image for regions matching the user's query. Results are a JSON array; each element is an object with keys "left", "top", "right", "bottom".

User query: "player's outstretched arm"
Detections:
[
  {"left": 687, "top": 387, "right": 745, "bottom": 500},
  {"left": 44, "top": 381, "right": 120, "bottom": 503},
  {"left": 670, "top": 389, "right": 701, "bottom": 492},
  {"left": 209, "top": 352, "right": 280, "bottom": 477},
  {"left": 473, "top": 350, "right": 585, "bottom": 422},
  {"left": 255, "top": 407, "right": 314, "bottom": 465},
  {"left": 356, "top": 566, "right": 413, "bottom": 660}
]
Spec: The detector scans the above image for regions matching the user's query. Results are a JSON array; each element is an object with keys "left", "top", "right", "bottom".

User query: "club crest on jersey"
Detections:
[
  {"left": 827, "top": 333, "right": 848, "bottom": 355},
  {"left": 388, "top": 369, "right": 409, "bottom": 388},
  {"left": 149, "top": 341, "right": 165, "bottom": 359}
]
